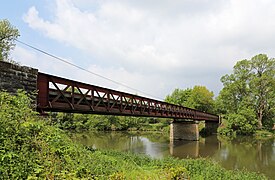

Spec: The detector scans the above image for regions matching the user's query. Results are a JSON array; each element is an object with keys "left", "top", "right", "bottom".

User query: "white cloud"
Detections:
[
  {"left": 12, "top": 46, "right": 167, "bottom": 99},
  {"left": 12, "top": 46, "right": 75, "bottom": 75},
  {"left": 21, "top": 0, "right": 275, "bottom": 98}
]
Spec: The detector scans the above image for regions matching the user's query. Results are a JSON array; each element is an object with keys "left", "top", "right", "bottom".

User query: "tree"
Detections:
[
  {"left": 218, "top": 60, "right": 252, "bottom": 114},
  {"left": 165, "top": 86, "right": 215, "bottom": 113},
  {"left": 186, "top": 86, "right": 215, "bottom": 113},
  {"left": 250, "top": 54, "right": 275, "bottom": 128},
  {"left": 0, "top": 19, "right": 19, "bottom": 61},
  {"left": 165, "top": 88, "right": 192, "bottom": 106},
  {"left": 218, "top": 54, "right": 275, "bottom": 130}
]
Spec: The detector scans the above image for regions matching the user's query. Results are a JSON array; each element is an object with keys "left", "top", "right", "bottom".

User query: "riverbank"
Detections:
[
  {"left": 0, "top": 91, "right": 268, "bottom": 179},
  {"left": 69, "top": 130, "right": 275, "bottom": 178},
  {"left": 255, "top": 130, "right": 275, "bottom": 138},
  {"left": 49, "top": 111, "right": 275, "bottom": 139}
]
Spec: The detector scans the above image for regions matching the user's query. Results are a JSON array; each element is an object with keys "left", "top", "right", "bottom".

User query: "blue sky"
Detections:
[{"left": 1, "top": 0, "right": 275, "bottom": 100}]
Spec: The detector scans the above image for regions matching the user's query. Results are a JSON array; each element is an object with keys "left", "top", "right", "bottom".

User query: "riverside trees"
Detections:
[
  {"left": 165, "top": 85, "right": 215, "bottom": 113},
  {"left": 217, "top": 54, "right": 275, "bottom": 134},
  {"left": 166, "top": 54, "right": 275, "bottom": 135},
  {"left": 0, "top": 19, "right": 19, "bottom": 61}
]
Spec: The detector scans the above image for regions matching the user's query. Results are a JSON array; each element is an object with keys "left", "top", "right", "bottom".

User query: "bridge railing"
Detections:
[{"left": 37, "top": 72, "right": 219, "bottom": 121}]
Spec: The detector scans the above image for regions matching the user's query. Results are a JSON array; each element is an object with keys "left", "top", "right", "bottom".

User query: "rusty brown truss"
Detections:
[{"left": 37, "top": 72, "right": 219, "bottom": 121}]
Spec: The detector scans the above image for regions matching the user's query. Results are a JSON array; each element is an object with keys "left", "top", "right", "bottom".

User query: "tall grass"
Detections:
[{"left": 0, "top": 91, "right": 267, "bottom": 179}]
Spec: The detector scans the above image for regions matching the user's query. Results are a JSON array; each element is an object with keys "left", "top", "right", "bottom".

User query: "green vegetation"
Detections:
[
  {"left": 0, "top": 19, "right": 272, "bottom": 179},
  {"left": 0, "top": 91, "right": 267, "bottom": 179},
  {"left": 0, "top": 19, "right": 19, "bottom": 61},
  {"left": 254, "top": 130, "right": 275, "bottom": 139},
  {"left": 164, "top": 54, "right": 275, "bottom": 136},
  {"left": 217, "top": 54, "right": 275, "bottom": 135},
  {"left": 165, "top": 85, "right": 215, "bottom": 113},
  {"left": 49, "top": 112, "right": 170, "bottom": 132}
]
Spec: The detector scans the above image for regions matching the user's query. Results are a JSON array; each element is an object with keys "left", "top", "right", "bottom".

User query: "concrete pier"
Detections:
[{"left": 170, "top": 120, "right": 199, "bottom": 141}]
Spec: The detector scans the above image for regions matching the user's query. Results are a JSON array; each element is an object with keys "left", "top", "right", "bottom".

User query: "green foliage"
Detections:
[
  {"left": 218, "top": 54, "right": 275, "bottom": 134},
  {"left": 218, "top": 107, "right": 257, "bottom": 135},
  {"left": 165, "top": 166, "right": 189, "bottom": 179},
  {"left": 254, "top": 130, "right": 274, "bottom": 138},
  {"left": 0, "top": 90, "right": 37, "bottom": 178},
  {"left": 0, "top": 19, "right": 19, "bottom": 61},
  {"left": 218, "top": 124, "right": 236, "bottom": 137},
  {"left": 50, "top": 112, "right": 170, "bottom": 132},
  {"left": 0, "top": 91, "right": 267, "bottom": 179},
  {"left": 183, "top": 158, "right": 266, "bottom": 180},
  {"left": 159, "top": 157, "right": 266, "bottom": 180},
  {"left": 165, "top": 85, "right": 215, "bottom": 113},
  {"left": 188, "top": 86, "right": 215, "bottom": 113},
  {"left": 165, "top": 88, "right": 192, "bottom": 106}
]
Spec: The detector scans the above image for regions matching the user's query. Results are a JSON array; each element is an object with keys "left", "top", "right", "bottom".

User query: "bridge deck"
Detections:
[{"left": 37, "top": 72, "right": 219, "bottom": 121}]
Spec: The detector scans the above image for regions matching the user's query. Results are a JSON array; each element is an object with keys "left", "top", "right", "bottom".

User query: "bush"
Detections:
[
  {"left": 49, "top": 112, "right": 170, "bottom": 132},
  {"left": 255, "top": 130, "right": 274, "bottom": 138},
  {"left": 218, "top": 107, "right": 258, "bottom": 136},
  {"left": 0, "top": 91, "right": 267, "bottom": 179}
]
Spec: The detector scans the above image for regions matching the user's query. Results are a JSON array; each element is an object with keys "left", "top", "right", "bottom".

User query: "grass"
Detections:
[
  {"left": 0, "top": 91, "right": 268, "bottom": 179},
  {"left": 1, "top": 119, "right": 267, "bottom": 179}
]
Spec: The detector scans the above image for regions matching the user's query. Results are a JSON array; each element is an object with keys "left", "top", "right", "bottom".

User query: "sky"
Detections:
[{"left": 1, "top": 0, "right": 275, "bottom": 100}]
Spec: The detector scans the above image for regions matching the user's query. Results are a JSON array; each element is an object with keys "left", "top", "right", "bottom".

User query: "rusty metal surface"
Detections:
[{"left": 37, "top": 72, "right": 219, "bottom": 121}]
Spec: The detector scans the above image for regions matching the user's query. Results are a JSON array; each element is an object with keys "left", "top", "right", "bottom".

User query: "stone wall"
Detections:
[{"left": 0, "top": 61, "right": 38, "bottom": 94}]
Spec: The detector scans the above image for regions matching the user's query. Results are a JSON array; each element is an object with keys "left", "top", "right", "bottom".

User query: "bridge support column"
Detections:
[
  {"left": 205, "top": 121, "right": 219, "bottom": 134},
  {"left": 170, "top": 120, "right": 199, "bottom": 141}
]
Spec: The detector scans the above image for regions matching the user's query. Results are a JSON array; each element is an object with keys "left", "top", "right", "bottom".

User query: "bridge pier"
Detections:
[
  {"left": 170, "top": 120, "right": 220, "bottom": 141},
  {"left": 205, "top": 121, "right": 219, "bottom": 134},
  {"left": 170, "top": 120, "right": 199, "bottom": 141}
]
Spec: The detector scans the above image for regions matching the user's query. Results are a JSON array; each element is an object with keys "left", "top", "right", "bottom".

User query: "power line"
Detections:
[{"left": 16, "top": 39, "right": 164, "bottom": 100}]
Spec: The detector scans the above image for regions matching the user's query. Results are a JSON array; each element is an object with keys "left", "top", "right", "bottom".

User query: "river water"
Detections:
[{"left": 70, "top": 131, "right": 275, "bottom": 179}]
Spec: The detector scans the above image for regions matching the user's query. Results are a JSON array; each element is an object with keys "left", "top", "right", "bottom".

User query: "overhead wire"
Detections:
[{"left": 15, "top": 39, "right": 164, "bottom": 101}]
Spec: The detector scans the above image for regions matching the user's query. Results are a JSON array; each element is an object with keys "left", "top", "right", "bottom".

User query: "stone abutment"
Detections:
[{"left": 0, "top": 61, "right": 38, "bottom": 95}]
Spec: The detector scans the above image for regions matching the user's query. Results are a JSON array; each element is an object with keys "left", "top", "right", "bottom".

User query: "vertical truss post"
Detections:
[{"left": 37, "top": 73, "right": 49, "bottom": 108}]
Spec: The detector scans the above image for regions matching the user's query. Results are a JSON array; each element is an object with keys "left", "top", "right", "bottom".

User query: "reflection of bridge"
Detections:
[{"left": 0, "top": 61, "right": 220, "bottom": 141}]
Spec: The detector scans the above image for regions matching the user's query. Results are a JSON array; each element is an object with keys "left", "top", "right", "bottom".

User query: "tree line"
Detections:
[{"left": 166, "top": 54, "right": 275, "bottom": 135}]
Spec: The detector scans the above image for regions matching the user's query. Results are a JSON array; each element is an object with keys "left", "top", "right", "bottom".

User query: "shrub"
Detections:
[
  {"left": 218, "top": 107, "right": 258, "bottom": 136},
  {"left": 0, "top": 91, "right": 267, "bottom": 179}
]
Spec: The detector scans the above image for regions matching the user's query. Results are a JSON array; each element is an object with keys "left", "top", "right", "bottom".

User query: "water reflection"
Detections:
[
  {"left": 214, "top": 137, "right": 275, "bottom": 178},
  {"left": 70, "top": 131, "right": 170, "bottom": 158},
  {"left": 170, "top": 135, "right": 220, "bottom": 158},
  {"left": 70, "top": 131, "right": 275, "bottom": 178}
]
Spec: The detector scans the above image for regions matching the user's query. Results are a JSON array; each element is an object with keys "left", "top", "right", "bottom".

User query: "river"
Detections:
[{"left": 70, "top": 131, "right": 275, "bottom": 179}]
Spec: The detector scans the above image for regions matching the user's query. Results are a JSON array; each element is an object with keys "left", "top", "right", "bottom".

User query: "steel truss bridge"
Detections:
[{"left": 37, "top": 72, "right": 219, "bottom": 122}]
